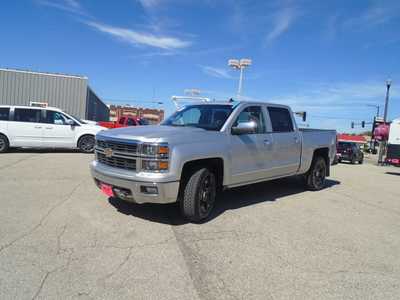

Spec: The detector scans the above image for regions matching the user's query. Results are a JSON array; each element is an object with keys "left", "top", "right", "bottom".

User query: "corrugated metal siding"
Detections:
[
  {"left": 0, "top": 69, "right": 88, "bottom": 119},
  {"left": 86, "top": 87, "right": 109, "bottom": 121}
]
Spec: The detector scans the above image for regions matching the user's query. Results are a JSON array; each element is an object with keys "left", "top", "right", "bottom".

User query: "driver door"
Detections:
[{"left": 229, "top": 105, "right": 272, "bottom": 185}]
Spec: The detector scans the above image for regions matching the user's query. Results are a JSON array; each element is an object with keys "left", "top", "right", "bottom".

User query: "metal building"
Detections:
[{"left": 0, "top": 68, "right": 109, "bottom": 121}]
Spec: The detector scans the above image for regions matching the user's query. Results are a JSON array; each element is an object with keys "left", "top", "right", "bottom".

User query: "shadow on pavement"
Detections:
[
  {"left": 386, "top": 171, "right": 400, "bottom": 176},
  {"left": 8, "top": 148, "right": 84, "bottom": 154},
  {"left": 108, "top": 177, "right": 340, "bottom": 225}
]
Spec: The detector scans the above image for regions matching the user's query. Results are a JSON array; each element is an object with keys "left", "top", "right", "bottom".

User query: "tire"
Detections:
[
  {"left": 0, "top": 134, "right": 9, "bottom": 153},
  {"left": 359, "top": 157, "right": 363, "bottom": 164},
  {"left": 305, "top": 156, "right": 327, "bottom": 191},
  {"left": 181, "top": 168, "right": 216, "bottom": 223},
  {"left": 351, "top": 156, "right": 356, "bottom": 164},
  {"left": 78, "top": 135, "right": 95, "bottom": 153}
]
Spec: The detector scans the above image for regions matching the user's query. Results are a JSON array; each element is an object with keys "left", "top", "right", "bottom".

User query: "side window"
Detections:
[
  {"left": 14, "top": 108, "right": 41, "bottom": 123},
  {"left": 119, "top": 117, "right": 126, "bottom": 125},
  {"left": 267, "top": 107, "right": 294, "bottom": 133},
  {"left": 127, "top": 118, "right": 136, "bottom": 126},
  {"left": 233, "top": 106, "right": 266, "bottom": 134},
  {"left": 0, "top": 108, "right": 10, "bottom": 121},
  {"left": 44, "top": 111, "right": 67, "bottom": 125}
]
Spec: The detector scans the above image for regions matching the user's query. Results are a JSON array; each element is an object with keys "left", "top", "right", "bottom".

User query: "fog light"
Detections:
[
  {"left": 113, "top": 187, "right": 133, "bottom": 200},
  {"left": 140, "top": 186, "right": 158, "bottom": 195}
]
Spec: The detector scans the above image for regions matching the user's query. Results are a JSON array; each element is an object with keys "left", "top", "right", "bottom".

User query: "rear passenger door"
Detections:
[
  {"left": 267, "top": 106, "right": 301, "bottom": 176},
  {"left": 41, "top": 110, "right": 77, "bottom": 148},
  {"left": 0, "top": 107, "right": 10, "bottom": 133},
  {"left": 8, "top": 108, "right": 43, "bottom": 147}
]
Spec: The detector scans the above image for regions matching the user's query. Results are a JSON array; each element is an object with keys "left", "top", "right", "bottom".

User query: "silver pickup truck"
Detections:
[{"left": 90, "top": 101, "right": 336, "bottom": 222}]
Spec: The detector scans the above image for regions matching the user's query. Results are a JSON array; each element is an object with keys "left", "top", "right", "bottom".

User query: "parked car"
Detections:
[
  {"left": 336, "top": 141, "right": 364, "bottom": 164},
  {"left": 98, "top": 116, "right": 150, "bottom": 129},
  {"left": 0, "top": 105, "right": 106, "bottom": 153},
  {"left": 90, "top": 100, "right": 337, "bottom": 222},
  {"left": 386, "top": 117, "right": 400, "bottom": 167}
]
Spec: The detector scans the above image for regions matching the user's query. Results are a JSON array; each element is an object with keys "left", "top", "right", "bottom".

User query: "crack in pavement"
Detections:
[
  {"left": 0, "top": 180, "right": 84, "bottom": 254},
  {"left": 0, "top": 154, "right": 41, "bottom": 171}
]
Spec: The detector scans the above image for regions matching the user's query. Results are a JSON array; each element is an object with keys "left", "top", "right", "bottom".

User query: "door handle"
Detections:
[
  {"left": 294, "top": 137, "right": 300, "bottom": 143},
  {"left": 34, "top": 126, "right": 42, "bottom": 129},
  {"left": 264, "top": 139, "right": 271, "bottom": 145},
  {"left": 45, "top": 127, "right": 53, "bottom": 129}
]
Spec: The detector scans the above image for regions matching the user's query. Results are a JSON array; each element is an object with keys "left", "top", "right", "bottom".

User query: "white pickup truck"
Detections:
[{"left": 90, "top": 100, "right": 337, "bottom": 222}]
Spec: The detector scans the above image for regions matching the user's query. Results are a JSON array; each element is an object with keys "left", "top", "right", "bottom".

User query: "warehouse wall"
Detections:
[
  {"left": 0, "top": 69, "right": 88, "bottom": 119},
  {"left": 86, "top": 87, "right": 110, "bottom": 121}
]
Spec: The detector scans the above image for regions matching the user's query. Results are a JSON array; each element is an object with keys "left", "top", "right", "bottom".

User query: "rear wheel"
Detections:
[
  {"left": 351, "top": 156, "right": 356, "bottom": 164},
  {"left": 359, "top": 156, "right": 364, "bottom": 164},
  {"left": 78, "top": 135, "right": 95, "bottom": 153},
  {"left": 305, "top": 156, "right": 327, "bottom": 191},
  {"left": 181, "top": 168, "right": 216, "bottom": 223},
  {"left": 0, "top": 134, "right": 9, "bottom": 153}
]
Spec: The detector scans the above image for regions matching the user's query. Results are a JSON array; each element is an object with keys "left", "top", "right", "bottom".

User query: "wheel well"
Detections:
[
  {"left": 180, "top": 158, "right": 224, "bottom": 190},
  {"left": 312, "top": 148, "right": 330, "bottom": 176},
  {"left": 77, "top": 134, "right": 94, "bottom": 147},
  {"left": 0, "top": 133, "right": 9, "bottom": 144}
]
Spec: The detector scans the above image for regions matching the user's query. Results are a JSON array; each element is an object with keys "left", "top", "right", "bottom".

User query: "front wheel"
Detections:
[
  {"left": 181, "top": 168, "right": 216, "bottom": 223},
  {"left": 305, "top": 156, "right": 327, "bottom": 191},
  {"left": 78, "top": 135, "right": 95, "bottom": 153},
  {"left": 0, "top": 134, "right": 9, "bottom": 153}
]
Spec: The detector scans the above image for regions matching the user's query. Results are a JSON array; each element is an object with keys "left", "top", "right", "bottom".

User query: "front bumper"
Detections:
[{"left": 90, "top": 161, "right": 179, "bottom": 204}]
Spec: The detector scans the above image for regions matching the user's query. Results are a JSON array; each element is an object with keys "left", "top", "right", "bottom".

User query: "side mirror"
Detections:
[
  {"left": 231, "top": 121, "right": 257, "bottom": 135},
  {"left": 66, "top": 119, "right": 75, "bottom": 126}
]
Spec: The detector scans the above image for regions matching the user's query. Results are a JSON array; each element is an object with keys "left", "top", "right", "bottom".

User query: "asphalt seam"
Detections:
[{"left": 0, "top": 180, "right": 84, "bottom": 254}]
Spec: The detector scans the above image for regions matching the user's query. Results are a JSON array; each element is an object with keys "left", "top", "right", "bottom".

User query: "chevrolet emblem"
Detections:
[{"left": 104, "top": 148, "right": 113, "bottom": 158}]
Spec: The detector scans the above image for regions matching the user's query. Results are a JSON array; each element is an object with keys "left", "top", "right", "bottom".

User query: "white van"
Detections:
[{"left": 0, "top": 105, "right": 107, "bottom": 153}]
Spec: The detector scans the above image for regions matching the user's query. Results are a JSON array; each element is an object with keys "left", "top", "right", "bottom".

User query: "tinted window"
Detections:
[
  {"left": 268, "top": 107, "right": 293, "bottom": 132},
  {"left": 127, "top": 118, "right": 136, "bottom": 126},
  {"left": 0, "top": 108, "right": 10, "bottom": 121},
  {"left": 44, "top": 111, "right": 68, "bottom": 125},
  {"left": 14, "top": 108, "right": 41, "bottom": 123},
  {"left": 233, "top": 106, "right": 266, "bottom": 134}
]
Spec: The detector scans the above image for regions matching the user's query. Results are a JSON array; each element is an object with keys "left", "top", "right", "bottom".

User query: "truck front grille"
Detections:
[
  {"left": 96, "top": 140, "right": 138, "bottom": 153},
  {"left": 96, "top": 152, "right": 137, "bottom": 171}
]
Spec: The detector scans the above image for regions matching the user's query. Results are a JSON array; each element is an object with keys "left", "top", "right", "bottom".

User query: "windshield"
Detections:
[
  {"left": 139, "top": 118, "right": 150, "bottom": 125},
  {"left": 70, "top": 115, "right": 87, "bottom": 124},
  {"left": 162, "top": 105, "right": 233, "bottom": 131}
]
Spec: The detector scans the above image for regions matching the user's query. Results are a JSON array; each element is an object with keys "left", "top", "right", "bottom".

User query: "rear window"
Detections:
[
  {"left": 267, "top": 107, "right": 294, "bottom": 132},
  {"left": 338, "top": 142, "right": 352, "bottom": 149},
  {"left": 0, "top": 108, "right": 10, "bottom": 121},
  {"left": 14, "top": 108, "right": 41, "bottom": 123}
]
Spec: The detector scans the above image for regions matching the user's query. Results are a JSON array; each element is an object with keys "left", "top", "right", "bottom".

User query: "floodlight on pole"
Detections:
[{"left": 228, "top": 58, "right": 252, "bottom": 98}]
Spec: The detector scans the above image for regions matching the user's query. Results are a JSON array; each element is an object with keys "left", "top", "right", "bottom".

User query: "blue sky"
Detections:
[{"left": 1, "top": 0, "right": 399, "bottom": 132}]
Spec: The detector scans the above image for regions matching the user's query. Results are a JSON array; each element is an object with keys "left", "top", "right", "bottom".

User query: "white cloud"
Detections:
[
  {"left": 266, "top": 6, "right": 299, "bottom": 43},
  {"left": 200, "top": 65, "right": 233, "bottom": 79},
  {"left": 37, "top": 0, "right": 86, "bottom": 15},
  {"left": 87, "top": 22, "right": 191, "bottom": 50},
  {"left": 269, "top": 82, "right": 398, "bottom": 113},
  {"left": 344, "top": 1, "right": 400, "bottom": 29},
  {"left": 138, "top": 0, "right": 161, "bottom": 9}
]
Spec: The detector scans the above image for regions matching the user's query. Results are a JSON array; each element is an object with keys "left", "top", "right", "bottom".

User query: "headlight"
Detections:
[
  {"left": 142, "top": 160, "right": 169, "bottom": 172},
  {"left": 141, "top": 143, "right": 169, "bottom": 158}
]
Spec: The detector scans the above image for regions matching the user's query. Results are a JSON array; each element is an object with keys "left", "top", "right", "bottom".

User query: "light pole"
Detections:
[
  {"left": 378, "top": 79, "right": 392, "bottom": 165},
  {"left": 383, "top": 79, "right": 392, "bottom": 122},
  {"left": 228, "top": 58, "right": 252, "bottom": 98}
]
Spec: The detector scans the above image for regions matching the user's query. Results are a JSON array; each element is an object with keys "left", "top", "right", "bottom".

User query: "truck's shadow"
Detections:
[{"left": 108, "top": 177, "right": 340, "bottom": 225}]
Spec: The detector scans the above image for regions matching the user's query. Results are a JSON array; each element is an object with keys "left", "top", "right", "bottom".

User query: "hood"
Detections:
[{"left": 96, "top": 125, "right": 223, "bottom": 144}]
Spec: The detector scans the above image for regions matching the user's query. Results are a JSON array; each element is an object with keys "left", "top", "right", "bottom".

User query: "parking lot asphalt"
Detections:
[{"left": 1, "top": 151, "right": 400, "bottom": 299}]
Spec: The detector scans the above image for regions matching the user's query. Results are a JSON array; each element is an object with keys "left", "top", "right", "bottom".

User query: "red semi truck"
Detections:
[{"left": 98, "top": 116, "right": 150, "bottom": 129}]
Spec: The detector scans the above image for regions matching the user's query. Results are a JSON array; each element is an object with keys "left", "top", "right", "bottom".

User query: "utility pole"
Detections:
[{"left": 378, "top": 79, "right": 392, "bottom": 165}]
